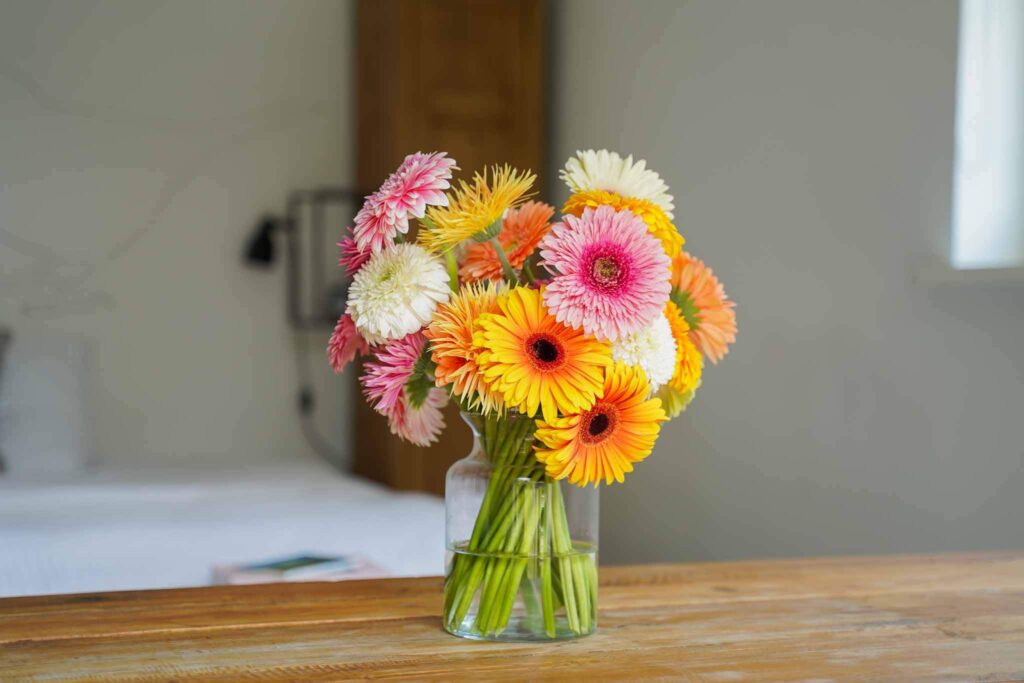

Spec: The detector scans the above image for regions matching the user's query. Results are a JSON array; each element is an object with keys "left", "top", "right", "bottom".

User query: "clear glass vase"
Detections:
[{"left": 444, "top": 411, "right": 598, "bottom": 642}]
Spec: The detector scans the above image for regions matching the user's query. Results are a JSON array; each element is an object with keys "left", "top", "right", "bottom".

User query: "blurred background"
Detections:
[{"left": 1, "top": 0, "right": 1022, "bottom": 597}]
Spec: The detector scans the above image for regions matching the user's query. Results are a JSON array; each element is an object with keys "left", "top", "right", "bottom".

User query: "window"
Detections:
[{"left": 952, "top": 0, "right": 1024, "bottom": 269}]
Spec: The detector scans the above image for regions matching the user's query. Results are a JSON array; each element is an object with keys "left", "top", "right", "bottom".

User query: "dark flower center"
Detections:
[
  {"left": 588, "top": 413, "right": 610, "bottom": 436},
  {"left": 526, "top": 333, "right": 566, "bottom": 371},
  {"left": 581, "top": 403, "right": 619, "bottom": 445},
  {"left": 532, "top": 338, "right": 560, "bottom": 363}
]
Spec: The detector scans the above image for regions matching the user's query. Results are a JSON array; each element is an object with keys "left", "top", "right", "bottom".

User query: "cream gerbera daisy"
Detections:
[
  {"left": 610, "top": 313, "right": 677, "bottom": 393},
  {"left": 561, "top": 149, "right": 674, "bottom": 218},
  {"left": 347, "top": 243, "right": 450, "bottom": 343}
]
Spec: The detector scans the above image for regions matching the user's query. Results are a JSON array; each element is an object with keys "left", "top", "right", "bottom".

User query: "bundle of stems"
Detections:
[{"left": 444, "top": 414, "right": 598, "bottom": 638}]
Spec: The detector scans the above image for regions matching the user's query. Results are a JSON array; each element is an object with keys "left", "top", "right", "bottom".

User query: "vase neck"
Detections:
[{"left": 461, "top": 411, "right": 539, "bottom": 468}]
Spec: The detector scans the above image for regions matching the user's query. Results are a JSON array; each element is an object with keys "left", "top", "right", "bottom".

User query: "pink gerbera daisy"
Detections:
[
  {"left": 352, "top": 194, "right": 401, "bottom": 255},
  {"left": 540, "top": 205, "right": 671, "bottom": 342},
  {"left": 380, "top": 152, "right": 457, "bottom": 219},
  {"left": 353, "top": 152, "right": 456, "bottom": 253},
  {"left": 386, "top": 387, "right": 447, "bottom": 447},
  {"left": 360, "top": 332, "right": 425, "bottom": 415},
  {"left": 327, "top": 313, "right": 370, "bottom": 374},
  {"left": 338, "top": 227, "right": 371, "bottom": 276}
]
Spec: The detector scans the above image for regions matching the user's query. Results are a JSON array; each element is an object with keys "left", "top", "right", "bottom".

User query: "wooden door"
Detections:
[{"left": 354, "top": 0, "right": 547, "bottom": 494}]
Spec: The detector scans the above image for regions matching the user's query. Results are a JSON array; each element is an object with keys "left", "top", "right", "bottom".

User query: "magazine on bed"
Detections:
[{"left": 212, "top": 554, "right": 388, "bottom": 585}]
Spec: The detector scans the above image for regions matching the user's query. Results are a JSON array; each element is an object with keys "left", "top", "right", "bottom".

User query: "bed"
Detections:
[{"left": 0, "top": 458, "right": 445, "bottom": 597}]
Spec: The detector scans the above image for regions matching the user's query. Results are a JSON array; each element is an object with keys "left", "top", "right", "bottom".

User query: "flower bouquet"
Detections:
[{"left": 327, "top": 149, "right": 736, "bottom": 641}]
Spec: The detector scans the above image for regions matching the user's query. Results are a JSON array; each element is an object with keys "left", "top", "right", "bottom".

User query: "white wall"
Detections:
[
  {"left": 552, "top": 0, "right": 1024, "bottom": 562},
  {"left": 0, "top": 0, "right": 356, "bottom": 466}
]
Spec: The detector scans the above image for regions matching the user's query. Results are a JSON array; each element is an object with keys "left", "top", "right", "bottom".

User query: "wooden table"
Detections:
[{"left": 2, "top": 552, "right": 1023, "bottom": 681}]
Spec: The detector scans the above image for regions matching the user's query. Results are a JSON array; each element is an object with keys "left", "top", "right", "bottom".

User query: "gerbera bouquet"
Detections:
[{"left": 328, "top": 149, "right": 736, "bottom": 640}]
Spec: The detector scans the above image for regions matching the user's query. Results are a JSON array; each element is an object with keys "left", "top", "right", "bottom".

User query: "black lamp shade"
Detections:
[{"left": 245, "top": 217, "right": 278, "bottom": 267}]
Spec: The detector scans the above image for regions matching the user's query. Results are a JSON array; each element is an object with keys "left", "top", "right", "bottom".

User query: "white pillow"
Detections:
[{"left": 0, "top": 330, "right": 92, "bottom": 478}]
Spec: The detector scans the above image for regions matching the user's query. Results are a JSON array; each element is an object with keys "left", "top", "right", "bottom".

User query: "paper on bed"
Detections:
[{"left": 211, "top": 553, "right": 389, "bottom": 584}]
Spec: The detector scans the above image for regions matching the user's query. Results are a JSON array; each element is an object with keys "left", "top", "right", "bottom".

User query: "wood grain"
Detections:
[{"left": 2, "top": 553, "right": 1024, "bottom": 681}]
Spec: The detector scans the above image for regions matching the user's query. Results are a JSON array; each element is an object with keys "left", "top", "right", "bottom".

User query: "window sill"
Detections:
[{"left": 914, "top": 263, "right": 1024, "bottom": 287}]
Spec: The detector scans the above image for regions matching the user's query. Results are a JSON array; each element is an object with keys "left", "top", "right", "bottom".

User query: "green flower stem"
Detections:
[
  {"left": 448, "top": 559, "right": 484, "bottom": 627},
  {"left": 482, "top": 490, "right": 534, "bottom": 634},
  {"left": 445, "top": 417, "right": 501, "bottom": 620},
  {"left": 549, "top": 483, "right": 580, "bottom": 633},
  {"left": 520, "top": 573, "right": 543, "bottom": 633},
  {"left": 490, "top": 237, "right": 518, "bottom": 284},
  {"left": 444, "top": 413, "right": 598, "bottom": 638},
  {"left": 491, "top": 492, "right": 541, "bottom": 631},
  {"left": 477, "top": 559, "right": 506, "bottom": 631},
  {"left": 483, "top": 414, "right": 497, "bottom": 450},
  {"left": 553, "top": 482, "right": 591, "bottom": 632},
  {"left": 475, "top": 439, "right": 536, "bottom": 634},
  {"left": 448, "top": 417, "right": 529, "bottom": 628},
  {"left": 541, "top": 483, "right": 557, "bottom": 636},
  {"left": 521, "top": 262, "right": 537, "bottom": 285},
  {"left": 465, "top": 417, "right": 526, "bottom": 548},
  {"left": 444, "top": 249, "right": 459, "bottom": 291}
]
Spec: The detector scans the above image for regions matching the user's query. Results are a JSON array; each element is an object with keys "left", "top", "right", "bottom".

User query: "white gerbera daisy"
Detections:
[
  {"left": 610, "top": 314, "right": 677, "bottom": 393},
  {"left": 347, "top": 243, "right": 450, "bottom": 342},
  {"left": 560, "top": 149, "right": 675, "bottom": 218}
]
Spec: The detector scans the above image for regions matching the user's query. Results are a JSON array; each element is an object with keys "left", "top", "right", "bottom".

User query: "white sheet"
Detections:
[{"left": 0, "top": 459, "right": 445, "bottom": 597}]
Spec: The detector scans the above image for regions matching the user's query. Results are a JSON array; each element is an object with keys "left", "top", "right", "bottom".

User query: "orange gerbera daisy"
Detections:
[
  {"left": 664, "top": 301, "right": 703, "bottom": 397},
  {"left": 459, "top": 201, "right": 554, "bottom": 283},
  {"left": 474, "top": 286, "right": 610, "bottom": 423},
  {"left": 424, "top": 282, "right": 504, "bottom": 414},
  {"left": 670, "top": 251, "right": 737, "bottom": 364},
  {"left": 535, "top": 363, "right": 666, "bottom": 486},
  {"left": 563, "top": 189, "right": 684, "bottom": 258}
]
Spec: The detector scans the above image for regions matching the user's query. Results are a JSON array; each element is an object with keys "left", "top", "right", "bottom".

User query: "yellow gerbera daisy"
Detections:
[
  {"left": 474, "top": 286, "right": 610, "bottom": 423},
  {"left": 664, "top": 301, "right": 703, "bottom": 396},
  {"left": 421, "top": 165, "right": 536, "bottom": 253},
  {"left": 656, "top": 381, "right": 700, "bottom": 419},
  {"left": 424, "top": 281, "right": 505, "bottom": 414},
  {"left": 563, "top": 189, "right": 684, "bottom": 258},
  {"left": 535, "top": 363, "right": 667, "bottom": 486}
]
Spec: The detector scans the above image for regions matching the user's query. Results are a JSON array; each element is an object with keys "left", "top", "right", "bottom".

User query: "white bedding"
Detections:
[{"left": 0, "top": 459, "right": 445, "bottom": 597}]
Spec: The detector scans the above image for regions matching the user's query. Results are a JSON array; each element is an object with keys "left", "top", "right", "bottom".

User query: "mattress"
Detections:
[{"left": 0, "top": 459, "right": 445, "bottom": 597}]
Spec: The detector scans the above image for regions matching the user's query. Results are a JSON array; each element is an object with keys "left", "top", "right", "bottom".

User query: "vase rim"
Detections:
[{"left": 459, "top": 409, "right": 535, "bottom": 420}]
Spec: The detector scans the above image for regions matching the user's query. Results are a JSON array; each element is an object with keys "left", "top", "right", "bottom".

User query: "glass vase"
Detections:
[{"left": 444, "top": 411, "right": 598, "bottom": 642}]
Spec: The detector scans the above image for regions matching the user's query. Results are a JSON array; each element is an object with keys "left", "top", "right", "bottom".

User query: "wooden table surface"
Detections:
[{"left": 2, "top": 552, "right": 1023, "bottom": 681}]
